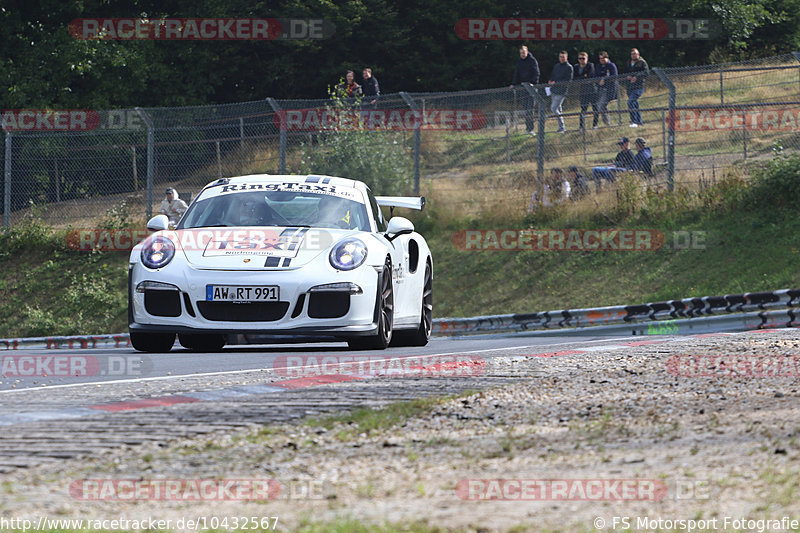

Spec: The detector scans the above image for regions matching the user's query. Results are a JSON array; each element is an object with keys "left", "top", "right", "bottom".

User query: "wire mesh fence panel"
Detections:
[{"left": 2, "top": 53, "right": 800, "bottom": 227}]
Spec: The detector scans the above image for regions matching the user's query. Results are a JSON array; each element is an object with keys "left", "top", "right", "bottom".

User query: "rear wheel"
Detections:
[
  {"left": 178, "top": 333, "right": 227, "bottom": 352},
  {"left": 391, "top": 261, "right": 432, "bottom": 347},
  {"left": 130, "top": 331, "right": 176, "bottom": 353},
  {"left": 348, "top": 260, "right": 393, "bottom": 350}
]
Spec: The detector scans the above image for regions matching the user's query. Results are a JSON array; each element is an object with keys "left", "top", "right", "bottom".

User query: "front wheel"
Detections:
[
  {"left": 130, "top": 331, "right": 176, "bottom": 353},
  {"left": 348, "top": 259, "right": 393, "bottom": 350}
]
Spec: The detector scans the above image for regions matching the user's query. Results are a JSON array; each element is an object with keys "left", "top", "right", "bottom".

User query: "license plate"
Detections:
[{"left": 206, "top": 285, "right": 279, "bottom": 302}]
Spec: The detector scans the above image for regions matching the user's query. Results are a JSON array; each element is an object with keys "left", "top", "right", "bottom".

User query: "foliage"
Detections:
[
  {"left": 1, "top": 0, "right": 799, "bottom": 107},
  {"left": 297, "top": 94, "right": 413, "bottom": 195},
  {"left": 745, "top": 153, "right": 800, "bottom": 210}
]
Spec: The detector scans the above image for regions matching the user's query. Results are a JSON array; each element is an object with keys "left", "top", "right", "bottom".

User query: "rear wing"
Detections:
[{"left": 376, "top": 196, "right": 425, "bottom": 211}]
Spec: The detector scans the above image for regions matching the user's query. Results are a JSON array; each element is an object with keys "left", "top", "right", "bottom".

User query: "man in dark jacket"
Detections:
[
  {"left": 362, "top": 68, "right": 380, "bottom": 104},
  {"left": 510, "top": 46, "right": 540, "bottom": 134},
  {"left": 632, "top": 137, "right": 653, "bottom": 176},
  {"left": 574, "top": 51, "right": 598, "bottom": 130},
  {"left": 592, "top": 137, "right": 635, "bottom": 188},
  {"left": 549, "top": 50, "right": 573, "bottom": 133},
  {"left": 595, "top": 51, "right": 618, "bottom": 127},
  {"left": 623, "top": 48, "right": 649, "bottom": 127}
]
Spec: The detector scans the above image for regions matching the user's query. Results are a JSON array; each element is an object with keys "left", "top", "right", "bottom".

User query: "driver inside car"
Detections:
[
  {"left": 313, "top": 195, "right": 352, "bottom": 228},
  {"left": 235, "top": 194, "right": 273, "bottom": 226}
]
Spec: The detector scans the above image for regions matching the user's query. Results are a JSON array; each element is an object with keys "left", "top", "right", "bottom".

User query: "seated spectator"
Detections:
[
  {"left": 527, "top": 181, "right": 554, "bottom": 212},
  {"left": 567, "top": 165, "right": 590, "bottom": 199},
  {"left": 549, "top": 167, "right": 571, "bottom": 203},
  {"left": 632, "top": 137, "right": 653, "bottom": 177},
  {"left": 592, "top": 137, "right": 635, "bottom": 189}
]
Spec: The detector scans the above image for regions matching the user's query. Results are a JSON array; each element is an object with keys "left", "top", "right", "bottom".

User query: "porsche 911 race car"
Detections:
[{"left": 128, "top": 174, "right": 432, "bottom": 352}]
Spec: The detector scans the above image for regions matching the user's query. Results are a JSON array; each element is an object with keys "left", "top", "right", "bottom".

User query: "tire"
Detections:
[
  {"left": 130, "top": 331, "right": 176, "bottom": 353},
  {"left": 348, "top": 259, "right": 394, "bottom": 350},
  {"left": 391, "top": 261, "right": 432, "bottom": 347},
  {"left": 178, "top": 333, "right": 227, "bottom": 352}
]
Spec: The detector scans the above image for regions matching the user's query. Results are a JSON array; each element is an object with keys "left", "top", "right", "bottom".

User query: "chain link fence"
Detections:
[{"left": 3, "top": 52, "right": 800, "bottom": 227}]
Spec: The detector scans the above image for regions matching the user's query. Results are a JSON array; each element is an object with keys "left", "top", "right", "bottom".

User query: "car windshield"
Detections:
[{"left": 178, "top": 189, "right": 371, "bottom": 231}]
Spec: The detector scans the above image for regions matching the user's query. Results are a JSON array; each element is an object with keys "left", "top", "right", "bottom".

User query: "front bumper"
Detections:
[{"left": 129, "top": 262, "right": 381, "bottom": 338}]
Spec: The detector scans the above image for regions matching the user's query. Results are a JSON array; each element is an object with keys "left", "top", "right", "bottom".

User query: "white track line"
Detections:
[{"left": 0, "top": 337, "right": 633, "bottom": 395}]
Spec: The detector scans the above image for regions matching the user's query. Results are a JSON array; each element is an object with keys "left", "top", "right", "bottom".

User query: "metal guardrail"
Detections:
[
  {"left": 1, "top": 289, "right": 798, "bottom": 350},
  {"left": 432, "top": 289, "right": 800, "bottom": 336}
]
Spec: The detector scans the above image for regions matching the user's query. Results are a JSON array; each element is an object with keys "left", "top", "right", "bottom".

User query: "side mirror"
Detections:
[
  {"left": 146, "top": 215, "right": 170, "bottom": 231},
  {"left": 386, "top": 216, "right": 414, "bottom": 242}
]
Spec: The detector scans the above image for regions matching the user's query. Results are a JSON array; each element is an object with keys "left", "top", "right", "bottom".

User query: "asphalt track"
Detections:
[
  {"left": 0, "top": 332, "right": 688, "bottom": 472},
  {"left": 0, "top": 334, "right": 635, "bottom": 392}
]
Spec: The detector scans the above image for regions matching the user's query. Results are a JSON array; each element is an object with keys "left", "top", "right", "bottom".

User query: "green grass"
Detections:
[{"left": 303, "top": 395, "right": 455, "bottom": 442}]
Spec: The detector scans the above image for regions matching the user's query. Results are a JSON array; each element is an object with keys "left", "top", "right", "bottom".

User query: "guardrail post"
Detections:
[
  {"left": 523, "top": 84, "right": 548, "bottom": 180},
  {"left": 3, "top": 131, "right": 10, "bottom": 227},
  {"left": 266, "top": 98, "right": 286, "bottom": 174},
  {"left": 399, "top": 92, "right": 421, "bottom": 195},
  {"left": 135, "top": 107, "right": 155, "bottom": 219},
  {"left": 652, "top": 68, "right": 675, "bottom": 191}
]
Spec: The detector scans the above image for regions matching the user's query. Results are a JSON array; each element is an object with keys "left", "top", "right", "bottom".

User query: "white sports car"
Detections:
[{"left": 128, "top": 174, "right": 432, "bottom": 352}]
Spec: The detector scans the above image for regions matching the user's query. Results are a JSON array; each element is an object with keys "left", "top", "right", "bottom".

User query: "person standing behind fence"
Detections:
[
  {"left": 510, "top": 46, "right": 540, "bottom": 135},
  {"left": 362, "top": 68, "right": 380, "bottom": 105},
  {"left": 595, "top": 51, "right": 618, "bottom": 127},
  {"left": 548, "top": 50, "right": 573, "bottom": 134},
  {"left": 624, "top": 48, "right": 648, "bottom": 127},
  {"left": 574, "top": 52, "right": 598, "bottom": 130},
  {"left": 336, "top": 70, "right": 362, "bottom": 98},
  {"left": 159, "top": 188, "right": 188, "bottom": 226}
]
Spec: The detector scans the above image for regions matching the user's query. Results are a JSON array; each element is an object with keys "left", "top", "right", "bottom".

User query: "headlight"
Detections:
[
  {"left": 329, "top": 238, "right": 367, "bottom": 271},
  {"left": 141, "top": 236, "right": 176, "bottom": 269}
]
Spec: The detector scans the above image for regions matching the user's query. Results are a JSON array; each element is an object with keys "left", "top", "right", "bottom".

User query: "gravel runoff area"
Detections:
[{"left": 2, "top": 330, "right": 800, "bottom": 532}]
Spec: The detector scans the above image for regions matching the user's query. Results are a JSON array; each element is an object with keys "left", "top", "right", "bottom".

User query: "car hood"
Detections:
[{"left": 170, "top": 226, "right": 358, "bottom": 270}]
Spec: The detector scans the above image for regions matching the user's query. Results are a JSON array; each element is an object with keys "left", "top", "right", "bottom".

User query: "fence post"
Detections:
[
  {"left": 742, "top": 108, "right": 748, "bottom": 159},
  {"left": 216, "top": 141, "right": 222, "bottom": 179},
  {"left": 132, "top": 146, "right": 138, "bottom": 190},
  {"left": 399, "top": 92, "right": 421, "bottom": 195},
  {"left": 523, "top": 84, "right": 548, "bottom": 181},
  {"left": 615, "top": 79, "right": 623, "bottom": 125},
  {"left": 793, "top": 52, "right": 800, "bottom": 91},
  {"left": 266, "top": 98, "right": 286, "bottom": 174},
  {"left": 652, "top": 68, "right": 675, "bottom": 191},
  {"left": 54, "top": 158, "right": 60, "bottom": 202},
  {"left": 719, "top": 66, "right": 724, "bottom": 104},
  {"left": 3, "top": 132, "right": 10, "bottom": 227},
  {"left": 661, "top": 109, "right": 666, "bottom": 162},
  {"left": 135, "top": 107, "right": 155, "bottom": 220},
  {"left": 505, "top": 116, "right": 511, "bottom": 164}
]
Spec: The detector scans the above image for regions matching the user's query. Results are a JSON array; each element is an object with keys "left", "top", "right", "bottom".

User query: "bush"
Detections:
[
  {"left": 297, "top": 95, "right": 413, "bottom": 195},
  {"left": 746, "top": 154, "right": 800, "bottom": 210}
]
